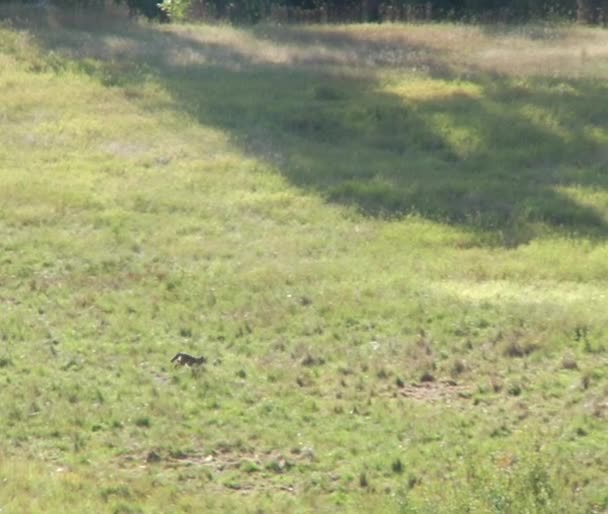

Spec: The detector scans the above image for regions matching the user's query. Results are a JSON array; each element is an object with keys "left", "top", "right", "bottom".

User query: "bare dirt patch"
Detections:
[
  {"left": 393, "top": 379, "right": 471, "bottom": 403},
  {"left": 116, "top": 445, "right": 312, "bottom": 492}
]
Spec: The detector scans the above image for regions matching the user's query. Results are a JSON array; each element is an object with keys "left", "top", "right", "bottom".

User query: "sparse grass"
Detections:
[{"left": 1, "top": 6, "right": 608, "bottom": 513}]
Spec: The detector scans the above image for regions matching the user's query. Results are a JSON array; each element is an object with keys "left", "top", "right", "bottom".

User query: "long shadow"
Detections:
[{"left": 14, "top": 11, "right": 608, "bottom": 246}]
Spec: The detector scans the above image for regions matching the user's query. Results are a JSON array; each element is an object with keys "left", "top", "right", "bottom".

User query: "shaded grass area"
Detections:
[
  {"left": 165, "top": 67, "right": 608, "bottom": 245},
  {"left": 1, "top": 8, "right": 608, "bottom": 513}
]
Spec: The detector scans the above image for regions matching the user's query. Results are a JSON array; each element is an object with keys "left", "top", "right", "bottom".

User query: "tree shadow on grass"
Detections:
[{"left": 16, "top": 11, "right": 608, "bottom": 246}]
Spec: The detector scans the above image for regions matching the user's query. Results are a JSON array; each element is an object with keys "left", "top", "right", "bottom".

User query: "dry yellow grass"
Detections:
[
  {"left": 172, "top": 22, "right": 608, "bottom": 77},
  {"left": 6, "top": 6, "right": 608, "bottom": 78}
]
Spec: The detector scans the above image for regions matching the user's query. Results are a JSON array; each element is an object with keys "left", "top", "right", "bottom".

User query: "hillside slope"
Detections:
[{"left": 1, "top": 9, "right": 608, "bottom": 512}]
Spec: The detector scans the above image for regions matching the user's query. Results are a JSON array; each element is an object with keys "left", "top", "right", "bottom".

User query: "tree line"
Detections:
[{"left": 8, "top": 0, "right": 608, "bottom": 24}]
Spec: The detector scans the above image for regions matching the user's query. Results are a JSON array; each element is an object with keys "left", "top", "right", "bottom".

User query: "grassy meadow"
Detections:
[{"left": 1, "top": 6, "right": 608, "bottom": 512}]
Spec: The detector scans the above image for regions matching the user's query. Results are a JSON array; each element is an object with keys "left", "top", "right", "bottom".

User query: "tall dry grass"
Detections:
[{"left": 3, "top": 4, "right": 608, "bottom": 78}]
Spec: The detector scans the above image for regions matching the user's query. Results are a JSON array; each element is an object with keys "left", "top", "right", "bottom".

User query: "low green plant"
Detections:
[{"left": 159, "top": 0, "right": 191, "bottom": 21}]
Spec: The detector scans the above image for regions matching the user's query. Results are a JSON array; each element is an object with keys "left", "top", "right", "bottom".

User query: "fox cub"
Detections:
[{"left": 171, "top": 352, "right": 207, "bottom": 367}]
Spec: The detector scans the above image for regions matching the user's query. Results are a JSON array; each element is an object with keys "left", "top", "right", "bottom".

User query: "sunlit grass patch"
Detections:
[
  {"left": 432, "top": 279, "right": 608, "bottom": 327},
  {"left": 382, "top": 78, "right": 483, "bottom": 101}
]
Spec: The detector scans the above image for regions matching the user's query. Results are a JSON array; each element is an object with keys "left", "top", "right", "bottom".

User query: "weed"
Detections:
[
  {"left": 562, "top": 354, "right": 578, "bottom": 370},
  {"left": 101, "top": 485, "right": 133, "bottom": 502},
  {"left": 134, "top": 417, "right": 151, "bottom": 428},
  {"left": 359, "top": 471, "right": 369, "bottom": 488},
  {"left": 419, "top": 371, "right": 435, "bottom": 383},
  {"left": 507, "top": 382, "right": 523, "bottom": 396},
  {"left": 392, "top": 458, "right": 404, "bottom": 474},
  {"left": 240, "top": 460, "right": 260, "bottom": 473}
]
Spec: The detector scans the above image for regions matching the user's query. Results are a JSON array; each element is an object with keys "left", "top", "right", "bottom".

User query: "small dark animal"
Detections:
[{"left": 171, "top": 352, "right": 207, "bottom": 367}]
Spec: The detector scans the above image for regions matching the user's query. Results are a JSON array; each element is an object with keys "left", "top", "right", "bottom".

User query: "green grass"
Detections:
[{"left": 1, "top": 6, "right": 608, "bottom": 513}]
